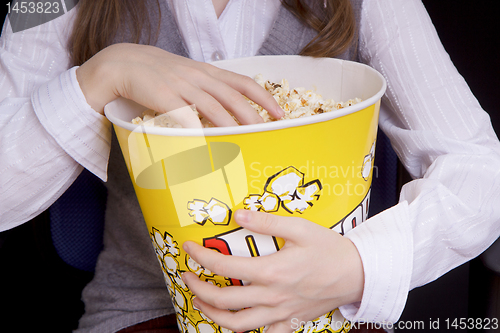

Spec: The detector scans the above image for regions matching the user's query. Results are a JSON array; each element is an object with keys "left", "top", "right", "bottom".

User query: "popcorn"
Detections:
[
  {"left": 251, "top": 74, "right": 362, "bottom": 122},
  {"left": 130, "top": 75, "right": 362, "bottom": 127},
  {"left": 131, "top": 108, "right": 157, "bottom": 125},
  {"left": 131, "top": 105, "right": 201, "bottom": 128}
]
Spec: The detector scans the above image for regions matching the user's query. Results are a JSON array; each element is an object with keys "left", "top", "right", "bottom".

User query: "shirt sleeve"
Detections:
[
  {"left": 339, "top": 0, "right": 500, "bottom": 323},
  {"left": 0, "top": 10, "right": 111, "bottom": 232}
]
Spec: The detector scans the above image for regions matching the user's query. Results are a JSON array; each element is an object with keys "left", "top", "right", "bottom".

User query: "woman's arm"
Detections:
[
  {"left": 0, "top": 10, "right": 111, "bottom": 231},
  {"left": 0, "top": 9, "right": 284, "bottom": 231},
  {"left": 339, "top": 0, "right": 500, "bottom": 323}
]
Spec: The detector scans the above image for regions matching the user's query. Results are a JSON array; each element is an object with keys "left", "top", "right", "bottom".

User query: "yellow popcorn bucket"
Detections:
[{"left": 105, "top": 55, "right": 386, "bottom": 333}]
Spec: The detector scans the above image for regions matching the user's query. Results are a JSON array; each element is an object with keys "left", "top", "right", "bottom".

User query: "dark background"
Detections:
[
  {"left": 0, "top": 1, "right": 499, "bottom": 332},
  {"left": 397, "top": 0, "right": 499, "bottom": 332}
]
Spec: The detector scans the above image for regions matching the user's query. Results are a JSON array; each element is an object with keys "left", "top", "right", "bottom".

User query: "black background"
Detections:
[{"left": 0, "top": 1, "right": 499, "bottom": 332}]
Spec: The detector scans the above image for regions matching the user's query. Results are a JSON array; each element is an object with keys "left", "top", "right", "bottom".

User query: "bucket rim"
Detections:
[{"left": 104, "top": 56, "right": 386, "bottom": 137}]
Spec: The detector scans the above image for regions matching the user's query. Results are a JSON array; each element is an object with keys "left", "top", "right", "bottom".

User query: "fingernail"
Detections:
[
  {"left": 192, "top": 297, "right": 200, "bottom": 310},
  {"left": 183, "top": 241, "right": 191, "bottom": 251},
  {"left": 276, "top": 106, "right": 285, "bottom": 118},
  {"left": 181, "top": 272, "right": 193, "bottom": 284},
  {"left": 235, "top": 209, "right": 251, "bottom": 224}
]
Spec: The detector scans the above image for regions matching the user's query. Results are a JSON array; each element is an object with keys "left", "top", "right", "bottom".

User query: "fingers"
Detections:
[
  {"left": 122, "top": 74, "right": 190, "bottom": 115},
  {"left": 179, "top": 64, "right": 269, "bottom": 125},
  {"left": 132, "top": 64, "right": 263, "bottom": 127},
  {"left": 177, "top": 81, "right": 240, "bottom": 127},
  {"left": 182, "top": 272, "right": 269, "bottom": 310},
  {"left": 93, "top": 44, "right": 283, "bottom": 126},
  {"left": 267, "top": 321, "right": 295, "bottom": 333},
  {"left": 234, "top": 210, "right": 322, "bottom": 245},
  {"left": 197, "top": 78, "right": 265, "bottom": 125},
  {"left": 209, "top": 68, "right": 285, "bottom": 120},
  {"left": 191, "top": 296, "right": 290, "bottom": 333},
  {"left": 178, "top": 77, "right": 256, "bottom": 126},
  {"left": 166, "top": 105, "right": 203, "bottom": 128},
  {"left": 183, "top": 241, "right": 261, "bottom": 282}
]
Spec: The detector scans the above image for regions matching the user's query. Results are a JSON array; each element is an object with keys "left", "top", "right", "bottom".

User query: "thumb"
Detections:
[
  {"left": 234, "top": 210, "right": 322, "bottom": 245},
  {"left": 266, "top": 320, "right": 294, "bottom": 333}
]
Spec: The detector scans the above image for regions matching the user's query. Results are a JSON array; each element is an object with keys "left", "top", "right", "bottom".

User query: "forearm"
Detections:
[
  {"left": 364, "top": 0, "right": 500, "bottom": 284},
  {"left": 0, "top": 14, "right": 111, "bottom": 230},
  {"left": 0, "top": 67, "right": 112, "bottom": 231},
  {"left": 342, "top": 0, "right": 500, "bottom": 323}
]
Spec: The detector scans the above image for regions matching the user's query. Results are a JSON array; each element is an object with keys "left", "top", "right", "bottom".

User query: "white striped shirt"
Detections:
[{"left": 1, "top": 0, "right": 499, "bottom": 324}]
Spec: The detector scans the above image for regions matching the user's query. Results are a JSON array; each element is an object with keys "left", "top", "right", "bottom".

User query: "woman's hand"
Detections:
[
  {"left": 76, "top": 43, "right": 284, "bottom": 126},
  {"left": 182, "top": 210, "right": 365, "bottom": 333}
]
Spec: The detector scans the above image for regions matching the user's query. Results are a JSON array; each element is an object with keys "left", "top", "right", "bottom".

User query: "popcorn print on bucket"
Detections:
[
  {"left": 150, "top": 227, "right": 236, "bottom": 333},
  {"left": 243, "top": 192, "right": 280, "bottom": 213},
  {"left": 187, "top": 198, "right": 232, "bottom": 226},
  {"left": 150, "top": 228, "right": 189, "bottom": 314},
  {"left": 244, "top": 166, "right": 322, "bottom": 214},
  {"left": 296, "top": 309, "right": 351, "bottom": 333},
  {"left": 151, "top": 225, "right": 350, "bottom": 333},
  {"left": 361, "top": 140, "right": 376, "bottom": 181}
]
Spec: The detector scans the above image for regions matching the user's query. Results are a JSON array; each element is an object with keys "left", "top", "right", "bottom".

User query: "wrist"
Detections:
[
  {"left": 342, "top": 237, "right": 365, "bottom": 305},
  {"left": 75, "top": 49, "right": 120, "bottom": 115},
  {"left": 341, "top": 203, "right": 413, "bottom": 323}
]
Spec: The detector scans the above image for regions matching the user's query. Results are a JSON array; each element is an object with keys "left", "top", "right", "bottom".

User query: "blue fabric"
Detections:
[
  {"left": 49, "top": 169, "right": 107, "bottom": 272},
  {"left": 368, "top": 129, "right": 399, "bottom": 217}
]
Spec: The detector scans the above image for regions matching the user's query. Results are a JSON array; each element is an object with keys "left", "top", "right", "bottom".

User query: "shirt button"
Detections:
[{"left": 211, "top": 50, "right": 224, "bottom": 61}]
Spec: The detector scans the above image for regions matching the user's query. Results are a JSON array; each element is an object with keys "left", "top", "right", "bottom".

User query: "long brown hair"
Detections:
[{"left": 69, "top": 0, "right": 356, "bottom": 66}]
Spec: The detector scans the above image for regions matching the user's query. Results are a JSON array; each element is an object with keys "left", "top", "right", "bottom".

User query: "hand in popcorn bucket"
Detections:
[{"left": 104, "top": 55, "right": 386, "bottom": 333}]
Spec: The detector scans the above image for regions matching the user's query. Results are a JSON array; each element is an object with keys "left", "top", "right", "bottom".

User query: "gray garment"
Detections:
[{"left": 76, "top": 1, "right": 362, "bottom": 332}]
